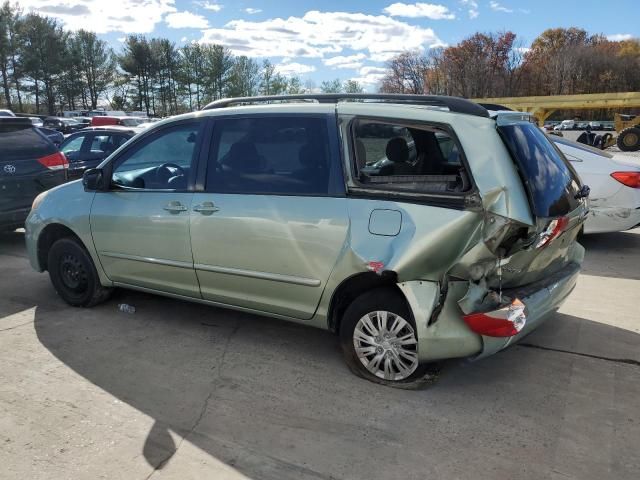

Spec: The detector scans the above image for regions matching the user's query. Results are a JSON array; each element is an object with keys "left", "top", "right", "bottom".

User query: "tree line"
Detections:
[
  {"left": 0, "top": 2, "right": 363, "bottom": 116},
  {"left": 380, "top": 28, "right": 640, "bottom": 100},
  {"left": 3, "top": 2, "right": 638, "bottom": 116}
]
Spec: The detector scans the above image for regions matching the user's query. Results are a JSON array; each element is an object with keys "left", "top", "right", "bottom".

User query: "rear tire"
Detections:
[
  {"left": 617, "top": 127, "right": 640, "bottom": 152},
  {"left": 339, "top": 287, "right": 438, "bottom": 387},
  {"left": 47, "top": 237, "right": 112, "bottom": 307}
]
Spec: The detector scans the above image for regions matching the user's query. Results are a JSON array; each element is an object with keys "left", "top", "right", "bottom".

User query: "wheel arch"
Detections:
[
  {"left": 327, "top": 271, "right": 410, "bottom": 334},
  {"left": 37, "top": 223, "right": 86, "bottom": 272}
]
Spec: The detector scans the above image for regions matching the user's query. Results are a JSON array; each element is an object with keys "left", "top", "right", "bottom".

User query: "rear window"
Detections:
[
  {"left": 498, "top": 123, "right": 582, "bottom": 218},
  {"left": 0, "top": 123, "right": 54, "bottom": 161}
]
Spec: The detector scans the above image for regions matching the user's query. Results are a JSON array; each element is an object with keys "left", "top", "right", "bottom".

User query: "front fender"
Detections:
[{"left": 26, "top": 181, "right": 111, "bottom": 287}]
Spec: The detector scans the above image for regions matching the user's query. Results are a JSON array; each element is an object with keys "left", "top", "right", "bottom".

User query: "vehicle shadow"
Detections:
[
  {"left": 31, "top": 290, "right": 640, "bottom": 480},
  {"left": 579, "top": 229, "right": 640, "bottom": 280}
]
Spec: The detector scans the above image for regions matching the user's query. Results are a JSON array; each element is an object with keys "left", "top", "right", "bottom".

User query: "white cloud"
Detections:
[
  {"left": 489, "top": 1, "right": 512, "bottom": 13},
  {"left": 359, "top": 66, "right": 387, "bottom": 76},
  {"left": 244, "top": 7, "right": 262, "bottom": 14},
  {"left": 607, "top": 33, "right": 633, "bottom": 41},
  {"left": 323, "top": 53, "right": 367, "bottom": 69},
  {"left": 383, "top": 2, "right": 455, "bottom": 19},
  {"left": 197, "top": 1, "right": 222, "bottom": 12},
  {"left": 350, "top": 72, "right": 386, "bottom": 87},
  {"left": 20, "top": 0, "right": 177, "bottom": 34},
  {"left": 274, "top": 62, "right": 316, "bottom": 76},
  {"left": 460, "top": 0, "right": 478, "bottom": 18},
  {"left": 180, "top": 36, "right": 188, "bottom": 42},
  {"left": 166, "top": 10, "right": 210, "bottom": 29},
  {"left": 200, "top": 10, "right": 442, "bottom": 62}
]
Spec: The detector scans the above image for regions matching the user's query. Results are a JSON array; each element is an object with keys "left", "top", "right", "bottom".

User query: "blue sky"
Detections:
[{"left": 21, "top": 1, "right": 640, "bottom": 88}]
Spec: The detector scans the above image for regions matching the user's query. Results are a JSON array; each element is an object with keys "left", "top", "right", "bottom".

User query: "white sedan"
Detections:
[{"left": 552, "top": 136, "right": 640, "bottom": 234}]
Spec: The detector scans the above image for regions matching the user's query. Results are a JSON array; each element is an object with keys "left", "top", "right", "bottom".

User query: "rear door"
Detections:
[
  {"left": 190, "top": 114, "right": 349, "bottom": 319},
  {"left": 0, "top": 119, "right": 67, "bottom": 225}
]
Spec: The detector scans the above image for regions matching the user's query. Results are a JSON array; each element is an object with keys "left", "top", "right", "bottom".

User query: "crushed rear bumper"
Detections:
[{"left": 473, "top": 261, "right": 581, "bottom": 359}]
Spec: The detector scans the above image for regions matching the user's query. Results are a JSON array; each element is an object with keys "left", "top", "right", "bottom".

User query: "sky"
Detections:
[{"left": 18, "top": 1, "right": 640, "bottom": 88}]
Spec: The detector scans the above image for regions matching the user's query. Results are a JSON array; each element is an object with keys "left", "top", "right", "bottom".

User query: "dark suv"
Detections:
[{"left": 0, "top": 118, "right": 68, "bottom": 231}]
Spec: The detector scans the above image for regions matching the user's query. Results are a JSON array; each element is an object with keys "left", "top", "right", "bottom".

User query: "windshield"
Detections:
[{"left": 498, "top": 122, "right": 583, "bottom": 218}]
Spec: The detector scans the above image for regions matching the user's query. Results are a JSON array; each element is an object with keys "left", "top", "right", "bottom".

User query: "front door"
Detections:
[
  {"left": 90, "top": 120, "right": 205, "bottom": 297},
  {"left": 190, "top": 114, "right": 349, "bottom": 319}
]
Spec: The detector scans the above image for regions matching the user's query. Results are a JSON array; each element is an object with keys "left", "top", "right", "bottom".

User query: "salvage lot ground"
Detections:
[{"left": 0, "top": 229, "right": 639, "bottom": 480}]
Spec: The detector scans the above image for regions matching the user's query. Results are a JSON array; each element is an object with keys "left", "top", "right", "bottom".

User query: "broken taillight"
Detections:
[
  {"left": 535, "top": 216, "right": 569, "bottom": 249},
  {"left": 611, "top": 171, "right": 640, "bottom": 189},
  {"left": 463, "top": 299, "right": 527, "bottom": 337},
  {"left": 38, "top": 152, "right": 68, "bottom": 171}
]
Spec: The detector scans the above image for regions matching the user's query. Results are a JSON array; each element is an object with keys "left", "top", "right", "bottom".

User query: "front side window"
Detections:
[
  {"left": 207, "top": 116, "right": 336, "bottom": 196},
  {"left": 112, "top": 123, "right": 201, "bottom": 190},
  {"left": 353, "top": 119, "right": 470, "bottom": 194}
]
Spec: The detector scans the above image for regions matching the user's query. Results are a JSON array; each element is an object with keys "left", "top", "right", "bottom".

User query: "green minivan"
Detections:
[{"left": 26, "top": 94, "right": 587, "bottom": 386}]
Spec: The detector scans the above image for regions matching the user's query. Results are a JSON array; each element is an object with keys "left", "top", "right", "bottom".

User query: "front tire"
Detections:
[
  {"left": 48, "top": 237, "right": 112, "bottom": 307},
  {"left": 617, "top": 127, "right": 640, "bottom": 152},
  {"left": 339, "top": 288, "right": 437, "bottom": 387}
]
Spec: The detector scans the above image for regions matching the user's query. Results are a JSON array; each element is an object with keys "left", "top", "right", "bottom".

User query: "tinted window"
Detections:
[
  {"left": 112, "top": 123, "right": 200, "bottom": 190},
  {"left": 0, "top": 124, "right": 54, "bottom": 161},
  {"left": 61, "top": 135, "right": 84, "bottom": 155},
  {"left": 207, "top": 116, "right": 335, "bottom": 195},
  {"left": 498, "top": 123, "right": 582, "bottom": 217},
  {"left": 353, "top": 120, "right": 469, "bottom": 194},
  {"left": 90, "top": 134, "right": 128, "bottom": 155}
]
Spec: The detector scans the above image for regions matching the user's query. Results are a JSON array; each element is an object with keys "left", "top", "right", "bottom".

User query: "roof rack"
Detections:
[{"left": 202, "top": 94, "right": 489, "bottom": 118}]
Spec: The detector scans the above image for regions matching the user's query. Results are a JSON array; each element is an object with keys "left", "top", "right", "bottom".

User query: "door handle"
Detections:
[
  {"left": 163, "top": 201, "right": 188, "bottom": 213},
  {"left": 193, "top": 201, "right": 219, "bottom": 215}
]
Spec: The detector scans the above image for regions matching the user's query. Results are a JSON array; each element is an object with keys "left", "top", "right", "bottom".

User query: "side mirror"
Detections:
[{"left": 83, "top": 168, "right": 104, "bottom": 191}]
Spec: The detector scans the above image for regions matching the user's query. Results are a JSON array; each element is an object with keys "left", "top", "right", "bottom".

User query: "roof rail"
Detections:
[{"left": 202, "top": 93, "right": 489, "bottom": 118}]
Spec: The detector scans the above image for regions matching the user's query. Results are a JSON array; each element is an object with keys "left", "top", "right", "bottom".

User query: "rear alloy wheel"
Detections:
[
  {"left": 339, "top": 288, "right": 436, "bottom": 386},
  {"left": 48, "top": 237, "right": 112, "bottom": 307},
  {"left": 353, "top": 310, "right": 418, "bottom": 381},
  {"left": 617, "top": 127, "right": 640, "bottom": 152}
]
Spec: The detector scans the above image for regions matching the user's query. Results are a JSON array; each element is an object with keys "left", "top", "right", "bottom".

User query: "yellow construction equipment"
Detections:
[
  {"left": 615, "top": 113, "right": 640, "bottom": 151},
  {"left": 474, "top": 92, "right": 640, "bottom": 151}
]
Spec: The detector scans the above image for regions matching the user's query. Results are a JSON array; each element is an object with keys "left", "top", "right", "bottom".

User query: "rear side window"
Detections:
[
  {"left": 352, "top": 119, "right": 471, "bottom": 194},
  {"left": 0, "top": 124, "right": 54, "bottom": 161},
  {"left": 498, "top": 123, "right": 582, "bottom": 218},
  {"left": 207, "top": 116, "right": 341, "bottom": 196}
]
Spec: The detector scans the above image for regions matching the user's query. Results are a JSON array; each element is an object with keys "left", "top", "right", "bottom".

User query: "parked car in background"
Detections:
[
  {"left": 29, "top": 117, "right": 44, "bottom": 127},
  {"left": 37, "top": 127, "right": 65, "bottom": 147},
  {"left": 0, "top": 117, "right": 67, "bottom": 232},
  {"left": 91, "top": 116, "right": 147, "bottom": 127},
  {"left": 576, "top": 122, "right": 589, "bottom": 130},
  {"left": 59, "top": 127, "right": 135, "bottom": 179},
  {"left": 0, "top": 109, "right": 15, "bottom": 117},
  {"left": 74, "top": 117, "right": 92, "bottom": 127},
  {"left": 555, "top": 119, "right": 577, "bottom": 130},
  {"left": 589, "top": 121, "right": 603, "bottom": 130},
  {"left": 26, "top": 94, "right": 588, "bottom": 386},
  {"left": 43, "top": 116, "right": 84, "bottom": 134},
  {"left": 551, "top": 135, "right": 640, "bottom": 234}
]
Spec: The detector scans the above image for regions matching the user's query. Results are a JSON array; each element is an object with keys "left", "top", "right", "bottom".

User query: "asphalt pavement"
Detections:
[{"left": 0, "top": 229, "right": 638, "bottom": 480}]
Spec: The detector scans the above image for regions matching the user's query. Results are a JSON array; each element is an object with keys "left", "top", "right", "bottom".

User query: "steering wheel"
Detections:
[{"left": 156, "top": 163, "right": 186, "bottom": 184}]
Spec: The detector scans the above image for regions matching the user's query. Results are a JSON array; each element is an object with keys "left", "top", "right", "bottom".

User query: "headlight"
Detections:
[{"left": 32, "top": 190, "right": 49, "bottom": 210}]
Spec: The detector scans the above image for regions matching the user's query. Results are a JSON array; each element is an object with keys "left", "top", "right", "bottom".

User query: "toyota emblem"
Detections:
[{"left": 3, "top": 164, "right": 16, "bottom": 174}]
